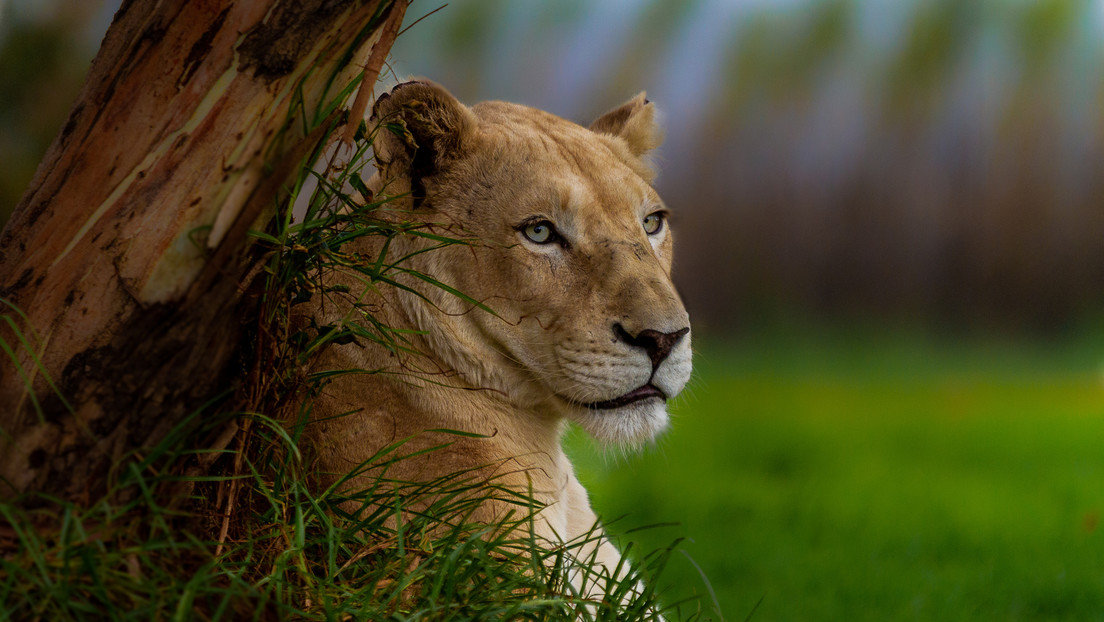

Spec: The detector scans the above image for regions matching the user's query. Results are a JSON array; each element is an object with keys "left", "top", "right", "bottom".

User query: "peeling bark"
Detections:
[{"left": 0, "top": 0, "right": 409, "bottom": 501}]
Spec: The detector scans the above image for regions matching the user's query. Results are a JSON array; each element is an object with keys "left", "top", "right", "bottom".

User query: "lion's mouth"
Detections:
[{"left": 585, "top": 384, "right": 667, "bottom": 410}]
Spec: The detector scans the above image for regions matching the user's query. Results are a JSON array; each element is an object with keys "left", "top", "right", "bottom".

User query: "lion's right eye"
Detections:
[
  {"left": 643, "top": 212, "right": 666, "bottom": 235},
  {"left": 521, "top": 221, "right": 557, "bottom": 244}
]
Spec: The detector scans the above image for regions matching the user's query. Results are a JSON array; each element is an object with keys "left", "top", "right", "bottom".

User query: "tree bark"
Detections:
[{"left": 0, "top": 0, "right": 408, "bottom": 502}]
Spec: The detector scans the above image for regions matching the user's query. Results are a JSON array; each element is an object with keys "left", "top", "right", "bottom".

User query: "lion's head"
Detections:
[{"left": 366, "top": 81, "right": 691, "bottom": 445}]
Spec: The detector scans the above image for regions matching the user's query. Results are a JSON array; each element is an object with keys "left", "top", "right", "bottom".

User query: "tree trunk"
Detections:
[{"left": 0, "top": 0, "right": 408, "bottom": 502}]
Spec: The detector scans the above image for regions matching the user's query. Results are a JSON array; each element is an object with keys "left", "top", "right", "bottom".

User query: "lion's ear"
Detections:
[
  {"left": 588, "top": 92, "right": 662, "bottom": 157},
  {"left": 370, "top": 80, "right": 476, "bottom": 204}
]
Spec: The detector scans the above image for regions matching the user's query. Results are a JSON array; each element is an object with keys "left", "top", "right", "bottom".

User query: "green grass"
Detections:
[
  {"left": 568, "top": 328, "right": 1104, "bottom": 621},
  {"left": 0, "top": 410, "right": 688, "bottom": 620}
]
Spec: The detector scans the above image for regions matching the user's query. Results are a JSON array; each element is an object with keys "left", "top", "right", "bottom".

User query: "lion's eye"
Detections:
[
  {"left": 643, "top": 212, "right": 665, "bottom": 235},
  {"left": 522, "top": 221, "right": 557, "bottom": 244}
]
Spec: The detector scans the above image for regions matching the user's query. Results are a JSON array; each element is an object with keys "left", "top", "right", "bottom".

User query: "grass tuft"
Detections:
[{"left": 1, "top": 405, "right": 691, "bottom": 620}]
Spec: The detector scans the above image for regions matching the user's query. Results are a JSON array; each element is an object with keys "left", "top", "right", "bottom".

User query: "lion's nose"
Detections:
[{"left": 613, "top": 323, "right": 690, "bottom": 370}]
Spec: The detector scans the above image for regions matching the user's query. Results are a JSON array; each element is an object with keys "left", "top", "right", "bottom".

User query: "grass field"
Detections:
[{"left": 566, "top": 328, "right": 1104, "bottom": 621}]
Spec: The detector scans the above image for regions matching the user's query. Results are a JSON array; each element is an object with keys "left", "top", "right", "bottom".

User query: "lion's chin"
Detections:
[{"left": 568, "top": 397, "right": 669, "bottom": 446}]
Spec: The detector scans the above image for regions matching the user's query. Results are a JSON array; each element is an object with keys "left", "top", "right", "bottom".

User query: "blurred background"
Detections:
[
  {"left": 388, "top": 0, "right": 1104, "bottom": 335},
  {"left": 3, "top": 0, "right": 1104, "bottom": 619}
]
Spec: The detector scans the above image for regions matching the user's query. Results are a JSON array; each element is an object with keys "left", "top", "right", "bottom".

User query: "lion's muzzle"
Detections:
[{"left": 612, "top": 323, "right": 689, "bottom": 371}]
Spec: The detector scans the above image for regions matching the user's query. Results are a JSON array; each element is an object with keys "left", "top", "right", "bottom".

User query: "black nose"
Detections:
[{"left": 614, "top": 323, "right": 690, "bottom": 370}]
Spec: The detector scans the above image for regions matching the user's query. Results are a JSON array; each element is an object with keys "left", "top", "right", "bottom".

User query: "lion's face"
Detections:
[{"left": 371, "top": 82, "right": 691, "bottom": 444}]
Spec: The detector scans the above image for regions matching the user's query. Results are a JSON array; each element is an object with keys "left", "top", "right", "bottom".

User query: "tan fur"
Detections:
[{"left": 306, "top": 81, "right": 692, "bottom": 576}]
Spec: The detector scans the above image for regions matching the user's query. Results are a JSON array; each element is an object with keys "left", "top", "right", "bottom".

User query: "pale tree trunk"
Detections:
[{"left": 0, "top": 0, "right": 408, "bottom": 502}]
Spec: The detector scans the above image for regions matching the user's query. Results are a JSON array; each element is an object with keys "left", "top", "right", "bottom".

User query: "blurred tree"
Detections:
[
  {"left": 594, "top": 0, "right": 702, "bottom": 106},
  {"left": 883, "top": 0, "right": 977, "bottom": 121},
  {"left": 0, "top": 5, "right": 98, "bottom": 225},
  {"left": 1016, "top": 0, "right": 1081, "bottom": 78},
  {"left": 0, "top": 0, "right": 407, "bottom": 502}
]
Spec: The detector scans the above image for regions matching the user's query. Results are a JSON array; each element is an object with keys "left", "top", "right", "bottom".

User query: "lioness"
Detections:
[{"left": 308, "top": 80, "right": 691, "bottom": 575}]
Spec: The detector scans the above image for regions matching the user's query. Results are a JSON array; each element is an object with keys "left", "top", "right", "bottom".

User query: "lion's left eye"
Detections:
[
  {"left": 521, "top": 220, "right": 558, "bottom": 244},
  {"left": 643, "top": 212, "right": 665, "bottom": 235}
]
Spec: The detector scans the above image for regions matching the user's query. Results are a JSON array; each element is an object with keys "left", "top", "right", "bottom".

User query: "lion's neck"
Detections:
[{"left": 313, "top": 274, "right": 594, "bottom": 538}]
